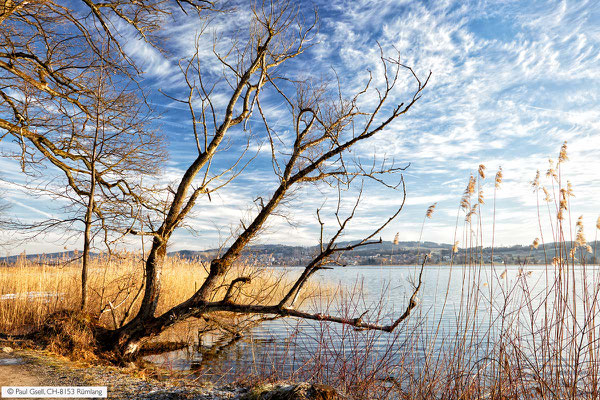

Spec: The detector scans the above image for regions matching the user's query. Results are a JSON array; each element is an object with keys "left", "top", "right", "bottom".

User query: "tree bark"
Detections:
[
  {"left": 130, "top": 236, "right": 168, "bottom": 322},
  {"left": 81, "top": 198, "right": 93, "bottom": 310},
  {"left": 81, "top": 102, "right": 100, "bottom": 311}
]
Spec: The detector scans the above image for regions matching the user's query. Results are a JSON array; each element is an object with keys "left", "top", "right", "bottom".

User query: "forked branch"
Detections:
[{"left": 213, "top": 254, "right": 427, "bottom": 332}]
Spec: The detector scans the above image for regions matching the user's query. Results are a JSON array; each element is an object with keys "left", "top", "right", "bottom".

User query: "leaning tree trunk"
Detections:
[
  {"left": 95, "top": 232, "right": 172, "bottom": 359},
  {"left": 134, "top": 236, "right": 168, "bottom": 321}
]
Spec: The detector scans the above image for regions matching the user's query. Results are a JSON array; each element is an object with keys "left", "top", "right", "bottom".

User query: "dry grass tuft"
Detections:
[{"left": 36, "top": 310, "right": 99, "bottom": 361}]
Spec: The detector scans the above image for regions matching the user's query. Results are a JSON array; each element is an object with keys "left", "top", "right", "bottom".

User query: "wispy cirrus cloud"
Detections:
[{"left": 2, "top": 0, "right": 599, "bottom": 255}]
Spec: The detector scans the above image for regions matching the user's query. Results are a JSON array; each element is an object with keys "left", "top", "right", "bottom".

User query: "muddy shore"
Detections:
[
  {"left": 0, "top": 347, "right": 245, "bottom": 399},
  {"left": 0, "top": 346, "right": 340, "bottom": 400}
]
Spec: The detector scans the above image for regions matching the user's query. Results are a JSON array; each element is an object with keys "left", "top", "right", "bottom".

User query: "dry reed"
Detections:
[
  {"left": 0, "top": 254, "right": 319, "bottom": 336},
  {"left": 219, "top": 142, "right": 600, "bottom": 399}
]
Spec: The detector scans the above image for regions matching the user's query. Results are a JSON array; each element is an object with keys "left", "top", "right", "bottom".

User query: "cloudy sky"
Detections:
[{"left": 1, "top": 0, "right": 599, "bottom": 255}]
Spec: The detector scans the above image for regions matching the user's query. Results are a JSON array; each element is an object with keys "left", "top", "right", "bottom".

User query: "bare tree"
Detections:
[
  {"left": 91, "top": 1, "right": 431, "bottom": 360},
  {"left": 1, "top": 0, "right": 429, "bottom": 360},
  {"left": 0, "top": 1, "right": 174, "bottom": 307}
]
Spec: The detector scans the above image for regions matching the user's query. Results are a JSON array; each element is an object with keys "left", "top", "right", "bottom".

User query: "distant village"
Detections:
[
  {"left": 3, "top": 240, "right": 598, "bottom": 267},
  {"left": 174, "top": 240, "right": 600, "bottom": 267}
]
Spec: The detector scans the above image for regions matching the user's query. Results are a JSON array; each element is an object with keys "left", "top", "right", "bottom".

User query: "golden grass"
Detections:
[{"left": 0, "top": 254, "right": 321, "bottom": 335}]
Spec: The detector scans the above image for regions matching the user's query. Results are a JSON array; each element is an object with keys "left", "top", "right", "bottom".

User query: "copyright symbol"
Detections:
[{"left": 7, "top": 388, "right": 14, "bottom": 394}]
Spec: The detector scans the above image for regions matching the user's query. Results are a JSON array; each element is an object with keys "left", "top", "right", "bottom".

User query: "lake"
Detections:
[{"left": 148, "top": 263, "right": 600, "bottom": 395}]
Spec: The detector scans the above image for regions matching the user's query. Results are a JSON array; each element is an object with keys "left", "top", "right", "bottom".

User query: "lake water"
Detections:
[{"left": 148, "top": 263, "right": 600, "bottom": 390}]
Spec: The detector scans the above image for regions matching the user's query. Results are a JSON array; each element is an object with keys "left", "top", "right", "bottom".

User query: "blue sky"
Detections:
[{"left": 1, "top": 0, "right": 600, "bottom": 255}]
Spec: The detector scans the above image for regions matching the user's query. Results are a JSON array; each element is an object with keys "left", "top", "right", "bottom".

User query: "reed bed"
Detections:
[
  {"left": 221, "top": 142, "right": 600, "bottom": 399},
  {"left": 0, "top": 253, "right": 318, "bottom": 336}
]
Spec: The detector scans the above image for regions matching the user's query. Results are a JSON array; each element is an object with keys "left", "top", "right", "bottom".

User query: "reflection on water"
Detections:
[{"left": 147, "top": 264, "right": 600, "bottom": 385}]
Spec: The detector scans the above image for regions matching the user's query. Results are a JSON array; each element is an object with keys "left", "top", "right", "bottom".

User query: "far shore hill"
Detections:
[{"left": 2, "top": 241, "right": 599, "bottom": 266}]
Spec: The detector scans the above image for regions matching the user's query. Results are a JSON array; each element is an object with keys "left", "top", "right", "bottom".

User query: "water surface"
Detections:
[{"left": 148, "top": 264, "right": 600, "bottom": 381}]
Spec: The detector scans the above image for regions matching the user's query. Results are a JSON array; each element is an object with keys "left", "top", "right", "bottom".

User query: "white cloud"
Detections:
[{"left": 2, "top": 0, "right": 600, "bottom": 255}]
